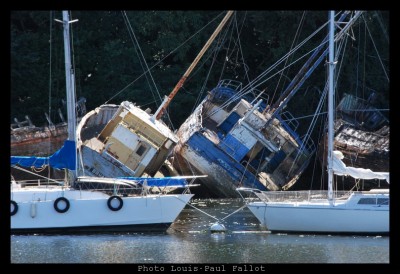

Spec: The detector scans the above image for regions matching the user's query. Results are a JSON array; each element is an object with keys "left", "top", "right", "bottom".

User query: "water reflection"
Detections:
[{"left": 11, "top": 199, "right": 389, "bottom": 263}]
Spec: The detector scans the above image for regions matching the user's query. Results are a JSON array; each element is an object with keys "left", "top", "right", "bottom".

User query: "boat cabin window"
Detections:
[
  {"left": 358, "top": 198, "right": 376, "bottom": 204},
  {"left": 357, "top": 197, "right": 389, "bottom": 205},
  {"left": 377, "top": 198, "right": 389, "bottom": 205},
  {"left": 136, "top": 144, "right": 147, "bottom": 156}
]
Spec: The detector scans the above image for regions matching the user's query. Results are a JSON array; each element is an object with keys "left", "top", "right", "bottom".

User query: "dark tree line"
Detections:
[{"left": 11, "top": 10, "right": 389, "bottom": 131}]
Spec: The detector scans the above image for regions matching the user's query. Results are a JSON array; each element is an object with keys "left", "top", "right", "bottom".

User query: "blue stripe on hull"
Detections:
[{"left": 187, "top": 132, "right": 268, "bottom": 196}]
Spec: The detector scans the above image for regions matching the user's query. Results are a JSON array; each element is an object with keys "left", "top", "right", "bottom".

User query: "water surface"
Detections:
[{"left": 11, "top": 199, "right": 389, "bottom": 264}]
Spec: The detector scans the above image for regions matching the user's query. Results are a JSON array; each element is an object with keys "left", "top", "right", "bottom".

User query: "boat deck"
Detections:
[{"left": 84, "top": 137, "right": 105, "bottom": 153}]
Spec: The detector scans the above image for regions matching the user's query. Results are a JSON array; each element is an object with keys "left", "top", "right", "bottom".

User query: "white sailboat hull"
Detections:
[
  {"left": 248, "top": 197, "right": 389, "bottom": 234},
  {"left": 10, "top": 11, "right": 195, "bottom": 235},
  {"left": 245, "top": 11, "right": 389, "bottom": 236},
  {"left": 11, "top": 187, "right": 193, "bottom": 233}
]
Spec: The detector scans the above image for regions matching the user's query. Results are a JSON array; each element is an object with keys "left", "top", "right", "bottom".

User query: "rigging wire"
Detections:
[
  {"left": 374, "top": 11, "right": 389, "bottom": 43},
  {"left": 69, "top": 11, "right": 79, "bottom": 121},
  {"left": 362, "top": 13, "right": 389, "bottom": 83},
  {"left": 200, "top": 11, "right": 362, "bottom": 155},
  {"left": 246, "top": 11, "right": 355, "bottom": 114},
  {"left": 12, "top": 165, "right": 66, "bottom": 185},
  {"left": 233, "top": 11, "right": 251, "bottom": 86},
  {"left": 362, "top": 21, "right": 366, "bottom": 99},
  {"left": 105, "top": 11, "right": 227, "bottom": 106},
  {"left": 203, "top": 39, "right": 330, "bottom": 121},
  {"left": 48, "top": 11, "right": 53, "bottom": 130},
  {"left": 185, "top": 20, "right": 232, "bottom": 113},
  {"left": 46, "top": 11, "right": 54, "bottom": 164},
  {"left": 311, "top": 23, "right": 352, "bottom": 191},
  {"left": 191, "top": 44, "right": 220, "bottom": 112},
  {"left": 121, "top": 11, "right": 177, "bottom": 129},
  {"left": 244, "top": 11, "right": 358, "bottom": 119},
  {"left": 200, "top": 12, "right": 337, "bottom": 121},
  {"left": 271, "top": 11, "right": 306, "bottom": 107},
  {"left": 217, "top": 14, "right": 235, "bottom": 83},
  {"left": 241, "top": 13, "right": 332, "bottom": 94},
  {"left": 182, "top": 11, "right": 236, "bottom": 115},
  {"left": 355, "top": 19, "right": 361, "bottom": 96},
  {"left": 121, "top": 11, "right": 161, "bottom": 105},
  {"left": 312, "top": 26, "right": 351, "bottom": 190}
]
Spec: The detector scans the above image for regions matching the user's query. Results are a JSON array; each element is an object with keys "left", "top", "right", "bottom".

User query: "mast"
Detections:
[
  {"left": 154, "top": 10, "right": 234, "bottom": 121},
  {"left": 60, "top": 11, "right": 79, "bottom": 176},
  {"left": 327, "top": 11, "right": 336, "bottom": 202},
  {"left": 262, "top": 11, "right": 362, "bottom": 125}
]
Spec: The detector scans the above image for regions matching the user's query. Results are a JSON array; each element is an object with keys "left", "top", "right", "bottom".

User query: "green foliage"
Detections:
[{"left": 11, "top": 10, "right": 389, "bottom": 129}]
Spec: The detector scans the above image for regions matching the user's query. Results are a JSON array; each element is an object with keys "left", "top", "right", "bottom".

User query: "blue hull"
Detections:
[
  {"left": 174, "top": 80, "right": 314, "bottom": 198},
  {"left": 183, "top": 132, "right": 268, "bottom": 197}
]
